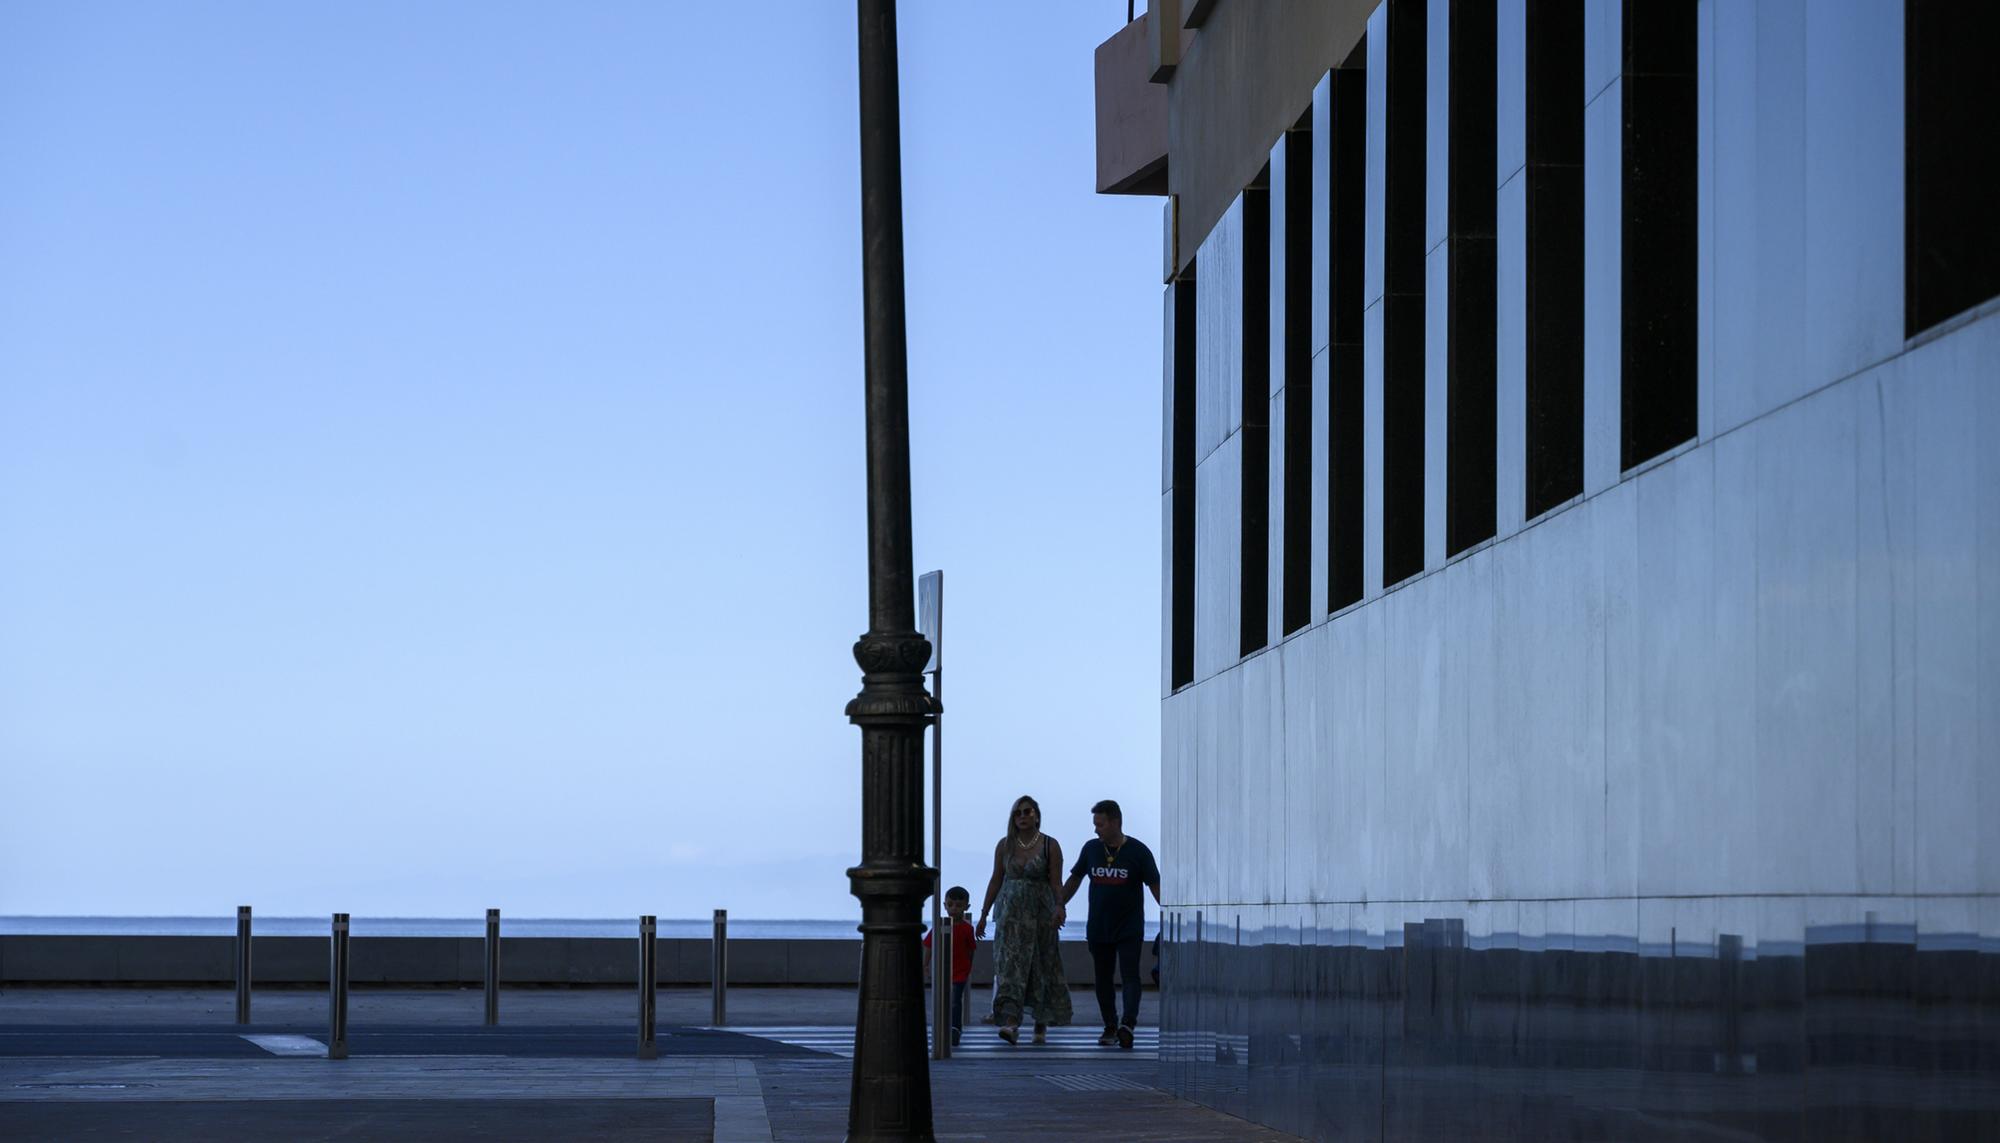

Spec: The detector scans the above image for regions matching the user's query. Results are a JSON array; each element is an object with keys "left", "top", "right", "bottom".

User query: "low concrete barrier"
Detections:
[{"left": 0, "top": 936, "right": 1152, "bottom": 988}]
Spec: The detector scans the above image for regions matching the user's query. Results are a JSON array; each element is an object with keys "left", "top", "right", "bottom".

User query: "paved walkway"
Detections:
[{"left": 0, "top": 988, "right": 1298, "bottom": 1141}]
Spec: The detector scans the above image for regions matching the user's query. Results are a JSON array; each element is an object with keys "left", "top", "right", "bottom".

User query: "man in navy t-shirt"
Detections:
[{"left": 1061, "top": 798, "right": 1161, "bottom": 1049}]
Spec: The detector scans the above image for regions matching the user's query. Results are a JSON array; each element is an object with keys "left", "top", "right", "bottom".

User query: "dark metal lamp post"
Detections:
[{"left": 847, "top": 0, "right": 937, "bottom": 1138}]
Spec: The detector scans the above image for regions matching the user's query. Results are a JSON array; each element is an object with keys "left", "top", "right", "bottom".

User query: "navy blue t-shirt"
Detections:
[{"left": 1070, "top": 836, "right": 1158, "bottom": 944}]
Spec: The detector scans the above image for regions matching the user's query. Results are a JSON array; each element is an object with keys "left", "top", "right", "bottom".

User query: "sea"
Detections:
[
  {"left": 1, "top": 915, "right": 1162, "bottom": 939},
  {"left": 0, "top": 916, "right": 863, "bottom": 939}
]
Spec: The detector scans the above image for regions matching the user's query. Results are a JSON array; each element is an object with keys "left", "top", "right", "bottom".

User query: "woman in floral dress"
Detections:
[{"left": 975, "top": 794, "right": 1073, "bottom": 1042}]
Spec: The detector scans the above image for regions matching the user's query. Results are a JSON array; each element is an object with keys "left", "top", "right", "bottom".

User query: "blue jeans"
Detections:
[{"left": 949, "top": 980, "right": 967, "bottom": 1035}]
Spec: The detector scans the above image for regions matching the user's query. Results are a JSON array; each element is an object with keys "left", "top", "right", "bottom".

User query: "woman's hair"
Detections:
[{"left": 1006, "top": 795, "right": 1041, "bottom": 843}]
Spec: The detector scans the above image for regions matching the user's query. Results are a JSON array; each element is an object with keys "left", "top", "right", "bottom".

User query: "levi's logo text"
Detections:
[{"left": 1090, "top": 866, "right": 1131, "bottom": 884}]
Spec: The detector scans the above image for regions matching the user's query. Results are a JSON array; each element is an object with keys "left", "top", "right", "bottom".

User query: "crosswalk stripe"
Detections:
[{"left": 241, "top": 1034, "right": 327, "bottom": 1058}]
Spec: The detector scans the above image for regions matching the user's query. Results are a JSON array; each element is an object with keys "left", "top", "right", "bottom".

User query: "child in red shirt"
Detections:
[{"left": 924, "top": 885, "right": 976, "bottom": 1045}]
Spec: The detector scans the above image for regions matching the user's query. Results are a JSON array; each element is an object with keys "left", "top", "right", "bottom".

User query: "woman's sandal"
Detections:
[{"left": 998, "top": 1024, "right": 1018, "bottom": 1045}]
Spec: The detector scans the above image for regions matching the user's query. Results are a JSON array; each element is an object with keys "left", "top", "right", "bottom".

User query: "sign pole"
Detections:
[{"left": 919, "top": 570, "right": 945, "bottom": 1060}]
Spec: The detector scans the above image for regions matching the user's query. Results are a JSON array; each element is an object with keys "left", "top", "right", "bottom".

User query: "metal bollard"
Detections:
[
  {"left": 234, "top": 905, "right": 252, "bottom": 1025},
  {"left": 328, "top": 913, "right": 350, "bottom": 1060},
  {"left": 711, "top": 909, "right": 728, "bottom": 1026},
  {"left": 638, "top": 915, "right": 657, "bottom": 1060},
  {"left": 484, "top": 908, "right": 500, "bottom": 1027}
]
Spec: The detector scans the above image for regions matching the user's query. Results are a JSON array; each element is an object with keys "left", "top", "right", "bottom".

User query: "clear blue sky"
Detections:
[{"left": 0, "top": 2, "right": 1163, "bottom": 919}]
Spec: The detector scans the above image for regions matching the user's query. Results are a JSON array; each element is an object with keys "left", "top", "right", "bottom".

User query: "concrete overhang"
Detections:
[{"left": 1093, "top": 10, "right": 1188, "bottom": 196}]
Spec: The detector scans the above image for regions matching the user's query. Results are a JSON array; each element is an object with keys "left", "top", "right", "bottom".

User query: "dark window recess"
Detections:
[
  {"left": 1327, "top": 43, "right": 1367, "bottom": 612},
  {"left": 1381, "top": 0, "right": 1426, "bottom": 586},
  {"left": 1241, "top": 180, "right": 1272, "bottom": 658},
  {"left": 1170, "top": 275, "right": 1197, "bottom": 691},
  {"left": 1280, "top": 122, "right": 1313, "bottom": 636},
  {"left": 1907, "top": 0, "right": 2000, "bottom": 335},
  {"left": 1524, "top": 0, "right": 1584, "bottom": 518},
  {"left": 1619, "top": 0, "right": 1697, "bottom": 470},
  {"left": 1445, "top": 0, "right": 1497, "bottom": 558}
]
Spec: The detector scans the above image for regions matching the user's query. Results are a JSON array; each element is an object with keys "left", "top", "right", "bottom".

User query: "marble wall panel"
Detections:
[
  {"left": 1364, "top": 299, "right": 1387, "bottom": 599},
  {"left": 1978, "top": 318, "right": 2000, "bottom": 896},
  {"left": 1239, "top": 648, "right": 1285, "bottom": 905},
  {"left": 1496, "top": 142, "right": 1527, "bottom": 542},
  {"left": 1706, "top": 0, "right": 1807, "bottom": 436},
  {"left": 1884, "top": 331, "right": 1982, "bottom": 895},
  {"left": 1582, "top": 79, "right": 1621, "bottom": 495},
  {"left": 1496, "top": 0, "right": 1526, "bottom": 183},
  {"left": 1195, "top": 199, "right": 1242, "bottom": 461},
  {"left": 1310, "top": 346, "right": 1333, "bottom": 622},
  {"left": 1267, "top": 388, "right": 1289, "bottom": 648},
  {"left": 1314, "top": 603, "right": 1377, "bottom": 903},
  {"left": 1703, "top": 0, "right": 1753, "bottom": 436},
  {"left": 1424, "top": 241, "right": 1451, "bottom": 571},
  {"left": 1192, "top": 653, "right": 1225, "bottom": 906},
  {"left": 1628, "top": 448, "right": 1736, "bottom": 897},
  {"left": 1425, "top": 0, "right": 1450, "bottom": 255},
  {"left": 1751, "top": 383, "right": 1862, "bottom": 895},
  {"left": 1207, "top": 664, "right": 1245, "bottom": 906},
  {"left": 1280, "top": 632, "right": 1320, "bottom": 905},
  {"left": 1365, "top": 4, "right": 1390, "bottom": 310},
  {"left": 1597, "top": 477, "right": 1642, "bottom": 898},
  {"left": 1582, "top": 0, "right": 1619, "bottom": 103},
  {"left": 1451, "top": 544, "right": 1498, "bottom": 893},
  {"left": 1161, "top": 489, "right": 1175, "bottom": 699},
  {"left": 1160, "top": 688, "right": 1190, "bottom": 903},
  {"left": 1312, "top": 71, "right": 1335, "bottom": 359},
  {"left": 1695, "top": 0, "right": 1716, "bottom": 444},
  {"left": 1379, "top": 574, "right": 1468, "bottom": 902},
  {"left": 1854, "top": 362, "right": 1900, "bottom": 893},
  {"left": 1476, "top": 502, "right": 1607, "bottom": 900},
  {"left": 1708, "top": 417, "right": 1761, "bottom": 875},
  {"left": 1194, "top": 433, "right": 1240, "bottom": 685},
  {"left": 1162, "top": 284, "right": 1177, "bottom": 498},
  {"left": 1801, "top": 0, "right": 1903, "bottom": 393}
]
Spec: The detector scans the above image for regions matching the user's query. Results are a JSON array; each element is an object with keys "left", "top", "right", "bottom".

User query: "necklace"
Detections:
[
  {"left": 1015, "top": 831, "right": 1041, "bottom": 849},
  {"left": 1103, "top": 839, "right": 1123, "bottom": 864}
]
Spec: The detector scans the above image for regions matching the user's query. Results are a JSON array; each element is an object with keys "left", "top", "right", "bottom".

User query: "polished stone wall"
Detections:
[{"left": 1155, "top": 1, "right": 2000, "bottom": 1137}]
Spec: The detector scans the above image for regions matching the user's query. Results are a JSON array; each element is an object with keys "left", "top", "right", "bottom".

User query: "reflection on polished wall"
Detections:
[
  {"left": 1156, "top": 902, "right": 1999, "bottom": 1139},
  {"left": 1148, "top": 0, "right": 2000, "bottom": 1137}
]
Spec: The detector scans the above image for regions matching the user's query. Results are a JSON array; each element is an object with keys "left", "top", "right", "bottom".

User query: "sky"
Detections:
[{"left": 0, "top": 2, "right": 1164, "bottom": 920}]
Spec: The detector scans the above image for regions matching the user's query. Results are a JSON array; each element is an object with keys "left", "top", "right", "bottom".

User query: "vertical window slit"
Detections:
[
  {"left": 1382, "top": 0, "right": 1427, "bottom": 587},
  {"left": 1281, "top": 121, "right": 1313, "bottom": 637},
  {"left": 1445, "top": 0, "right": 1498, "bottom": 557},
  {"left": 1328, "top": 42, "right": 1367, "bottom": 612},
  {"left": 1907, "top": 0, "right": 2000, "bottom": 335},
  {"left": 1524, "top": 0, "right": 1583, "bottom": 518},
  {"left": 1619, "top": 0, "right": 1697, "bottom": 470},
  {"left": 1241, "top": 176, "right": 1271, "bottom": 658},
  {"left": 1171, "top": 273, "right": 1197, "bottom": 691}
]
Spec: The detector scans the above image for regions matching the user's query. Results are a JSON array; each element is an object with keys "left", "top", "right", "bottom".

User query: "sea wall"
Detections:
[{"left": 0, "top": 936, "right": 1151, "bottom": 988}]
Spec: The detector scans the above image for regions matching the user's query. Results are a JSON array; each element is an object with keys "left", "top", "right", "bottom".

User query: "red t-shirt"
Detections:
[{"left": 923, "top": 919, "right": 975, "bottom": 982}]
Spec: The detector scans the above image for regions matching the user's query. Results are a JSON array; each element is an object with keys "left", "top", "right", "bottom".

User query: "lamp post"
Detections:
[{"left": 847, "top": 1, "right": 937, "bottom": 1138}]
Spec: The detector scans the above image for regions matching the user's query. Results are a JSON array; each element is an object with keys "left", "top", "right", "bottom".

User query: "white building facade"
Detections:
[{"left": 1099, "top": 0, "right": 2000, "bottom": 1136}]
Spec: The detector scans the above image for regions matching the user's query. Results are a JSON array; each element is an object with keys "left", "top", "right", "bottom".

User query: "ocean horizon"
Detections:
[
  {"left": 0, "top": 915, "right": 1162, "bottom": 940},
  {"left": 0, "top": 916, "right": 864, "bottom": 940}
]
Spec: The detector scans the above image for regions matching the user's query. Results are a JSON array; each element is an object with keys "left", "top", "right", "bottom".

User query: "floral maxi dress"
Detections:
[{"left": 990, "top": 836, "right": 1073, "bottom": 1027}]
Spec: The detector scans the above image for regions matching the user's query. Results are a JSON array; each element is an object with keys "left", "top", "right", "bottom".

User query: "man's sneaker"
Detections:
[
  {"left": 1097, "top": 1026, "right": 1119, "bottom": 1046},
  {"left": 1032, "top": 1024, "right": 1047, "bottom": 1044},
  {"left": 1116, "top": 1024, "right": 1135, "bottom": 1050},
  {"left": 998, "top": 1025, "right": 1018, "bottom": 1045}
]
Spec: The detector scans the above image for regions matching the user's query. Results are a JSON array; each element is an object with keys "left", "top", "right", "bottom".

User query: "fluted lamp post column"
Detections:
[{"left": 847, "top": 0, "right": 937, "bottom": 1139}]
